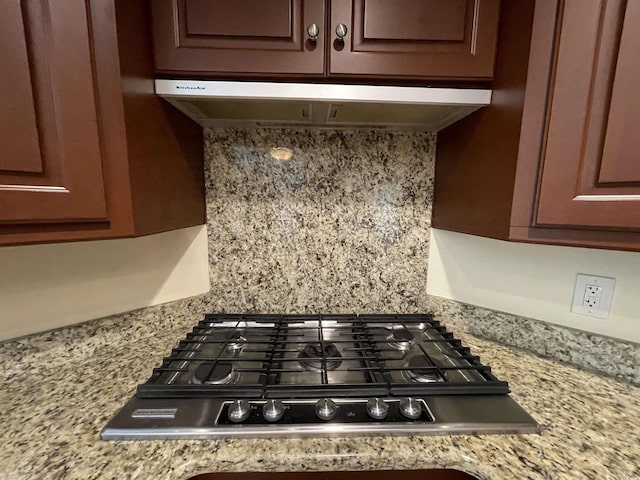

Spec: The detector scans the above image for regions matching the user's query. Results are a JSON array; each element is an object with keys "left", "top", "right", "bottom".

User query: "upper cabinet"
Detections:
[
  {"left": 0, "top": 0, "right": 108, "bottom": 225},
  {"left": 531, "top": 0, "right": 640, "bottom": 230},
  {"left": 152, "top": 0, "right": 326, "bottom": 76},
  {"left": 433, "top": 0, "right": 640, "bottom": 251},
  {"left": 151, "top": 0, "right": 501, "bottom": 81},
  {"left": 329, "top": 0, "right": 500, "bottom": 79},
  {"left": 0, "top": 0, "right": 204, "bottom": 246}
]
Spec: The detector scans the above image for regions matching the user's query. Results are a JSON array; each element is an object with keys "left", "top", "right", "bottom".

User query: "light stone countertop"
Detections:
[{"left": 1, "top": 298, "right": 639, "bottom": 480}]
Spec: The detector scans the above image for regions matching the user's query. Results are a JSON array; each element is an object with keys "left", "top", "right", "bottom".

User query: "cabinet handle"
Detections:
[
  {"left": 335, "top": 23, "right": 348, "bottom": 40},
  {"left": 307, "top": 23, "right": 319, "bottom": 41}
]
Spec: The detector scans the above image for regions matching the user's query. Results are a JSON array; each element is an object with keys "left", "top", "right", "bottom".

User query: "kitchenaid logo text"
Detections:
[{"left": 175, "top": 85, "right": 206, "bottom": 90}]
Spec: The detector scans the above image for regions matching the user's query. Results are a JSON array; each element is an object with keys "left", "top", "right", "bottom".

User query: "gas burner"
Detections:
[
  {"left": 192, "top": 361, "right": 237, "bottom": 385},
  {"left": 404, "top": 355, "right": 444, "bottom": 383},
  {"left": 226, "top": 332, "right": 247, "bottom": 351},
  {"left": 385, "top": 327, "right": 415, "bottom": 351},
  {"left": 104, "top": 314, "right": 539, "bottom": 441},
  {"left": 298, "top": 342, "right": 343, "bottom": 371}
]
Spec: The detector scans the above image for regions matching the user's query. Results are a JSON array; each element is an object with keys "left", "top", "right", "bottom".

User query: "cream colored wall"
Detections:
[
  {"left": 427, "top": 229, "right": 640, "bottom": 343},
  {"left": 0, "top": 225, "right": 210, "bottom": 341}
]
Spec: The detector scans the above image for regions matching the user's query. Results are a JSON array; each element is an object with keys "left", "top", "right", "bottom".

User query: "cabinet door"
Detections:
[
  {"left": 151, "top": 0, "right": 326, "bottom": 76},
  {"left": 329, "top": 0, "right": 500, "bottom": 80},
  {"left": 535, "top": 0, "right": 640, "bottom": 230},
  {"left": 0, "top": 0, "right": 108, "bottom": 224}
]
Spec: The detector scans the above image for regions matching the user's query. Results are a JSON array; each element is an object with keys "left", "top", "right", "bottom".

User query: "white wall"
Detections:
[
  {"left": 427, "top": 229, "right": 640, "bottom": 343},
  {"left": 0, "top": 225, "right": 210, "bottom": 341}
]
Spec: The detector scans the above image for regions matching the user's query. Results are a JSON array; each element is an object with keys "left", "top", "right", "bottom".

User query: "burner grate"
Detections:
[{"left": 136, "top": 313, "right": 509, "bottom": 398}]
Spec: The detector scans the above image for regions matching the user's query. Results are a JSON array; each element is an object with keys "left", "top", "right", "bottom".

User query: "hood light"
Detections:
[{"left": 270, "top": 147, "right": 294, "bottom": 161}]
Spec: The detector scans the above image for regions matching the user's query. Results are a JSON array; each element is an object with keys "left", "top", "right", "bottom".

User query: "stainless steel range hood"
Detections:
[{"left": 155, "top": 80, "right": 491, "bottom": 131}]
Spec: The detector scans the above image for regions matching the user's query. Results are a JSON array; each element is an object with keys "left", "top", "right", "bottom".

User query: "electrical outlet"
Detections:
[
  {"left": 583, "top": 284, "right": 602, "bottom": 308},
  {"left": 571, "top": 274, "right": 615, "bottom": 319}
]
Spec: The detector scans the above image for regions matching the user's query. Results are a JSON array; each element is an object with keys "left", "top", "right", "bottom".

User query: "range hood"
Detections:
[{"left": 155, "top": 80, "right": 491, "bottom": 131}]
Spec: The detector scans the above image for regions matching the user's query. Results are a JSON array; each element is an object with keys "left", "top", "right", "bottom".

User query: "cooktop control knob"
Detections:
[
  {"left": 228, "top": 400, "right": 251, "bottom": 423},
  {"left": 262, "top": 399, "right": 285, "bottom": 422},
  {"left": 315, "top": 398, "right": 338, "bottom": 420},
  {"left": 366, "top": 398, "right": 389, "bottom": 420},
  {"left": 399, "top": 398, "right": 422, "bottom": 420}
]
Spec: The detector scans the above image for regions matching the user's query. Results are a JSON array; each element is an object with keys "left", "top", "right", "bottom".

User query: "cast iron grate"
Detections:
[{"left": 137, "top": 313, "right": 509, "bottom": 398}]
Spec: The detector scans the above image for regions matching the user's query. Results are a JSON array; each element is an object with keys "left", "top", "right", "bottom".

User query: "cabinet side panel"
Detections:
[
  {"left": 432, "top": 0, "right": 536, "bottom": 239},
  {"left": 115, "top": 0, "right": 205, "bottom": 235},
  {"left": 510, "top": 0, "right": 559, "bottom": 228}
]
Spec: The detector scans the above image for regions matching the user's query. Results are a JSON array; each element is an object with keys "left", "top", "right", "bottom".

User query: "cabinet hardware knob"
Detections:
[
  {"left": 335, "top": 23, "right": 348, "bottom": 40},
  {"left": 307, "top": 23, "right": 319, "bottom": 41}
]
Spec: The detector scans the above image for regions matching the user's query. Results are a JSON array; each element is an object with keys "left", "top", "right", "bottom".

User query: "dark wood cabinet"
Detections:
[
  {"left": 0, "top": 0, "right": 204, "bottom": 246},
  {"left": 152, "top": 0, "right": 327, "bottom": 76},
  {"left": 433, "top": 0, "right": 640, "bottom": 251},
  {"left": 329, "top": 0, "right": 500, "bottom": 80},
  {"left": 0, "top": 0, "right": 108, "bottom": 225},
  {"left": 150, "top": 0, "right": 500, "bottom": 81},
  {"left": 532, "top": 0, "right": 640, "bottom": 230}
]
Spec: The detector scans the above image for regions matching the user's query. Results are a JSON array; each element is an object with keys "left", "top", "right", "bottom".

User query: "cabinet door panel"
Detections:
[
  {"left": 535, "top": 0, "right": 640, "bottom": 230},
  {"left": 0, "top": 0, "right": 108, "bottom": 224},
  {"left": 363, "top": 0, "right": 466, "bottom": 42},
  {"left": 598, "top": 0, "right": 640, "bottom": 184},
  {"left": 185, "top": 0, "right": 293, "bottom": 37},
  {"left": 152, "top": 0, "right": 325, "bottom": 76},
  {"left": 329, "top": 0, "right": 500, "bottom": 79},
  {"left": 0, "top": 1, "right": 42, "bottom": 174}
]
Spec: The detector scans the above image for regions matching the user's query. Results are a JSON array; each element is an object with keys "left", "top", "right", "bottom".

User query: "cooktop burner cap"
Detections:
[
  {"left": 298, "top": 342, "right": 343, "bottom": 371},
  {"left": 192, "top": 361, "right": 235, "bottom": 385},
  {"left": 386, "top": 327, "right": 415, "bottom": 351},
  {"left": 406, "top": 355, "right": 444, "bottom": 383},
  {"left": 226, "top": 332, "right": 246, "bottom": 351}
]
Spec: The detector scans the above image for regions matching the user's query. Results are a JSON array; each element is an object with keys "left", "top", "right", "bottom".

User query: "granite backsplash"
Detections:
[
  {"left": 1, "top": 128, "right": 637, "bottom": 386},
  {"left": 198, "top": 127, "right": 639, "bottom": 384},
  {"left": 203, "top": 128, "right": 436, "bottom": 313}
]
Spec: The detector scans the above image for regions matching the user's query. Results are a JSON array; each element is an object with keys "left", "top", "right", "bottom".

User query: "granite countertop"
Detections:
[{"left": 1, "top": 299, "right": 639, "bottom": 480}]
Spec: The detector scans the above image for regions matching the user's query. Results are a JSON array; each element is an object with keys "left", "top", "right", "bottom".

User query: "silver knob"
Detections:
[
  {"left": 228, "top": 400, "right": 251, "bottom": 423},
  {"left": 399, "top": 398, "right": 422, "bottom": 420},
  {"left": 262, "top": 399, "right": 285, "bottom": 422},
  {"left": 366, "top": 398, "right": 389, "bottom": 420},
  {"left": 335, "top": 23, "right": 348, "bottom": 40},
  {"left": 315, "top": 398, "right": 338, "bottom": 420},
  {"left": 307, "top": 23, "right": 319, "bottom": 41}
]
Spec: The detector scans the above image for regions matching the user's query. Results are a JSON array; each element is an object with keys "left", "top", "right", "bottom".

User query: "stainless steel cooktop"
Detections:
[{"left": 102, "top": 314, "right": 539, "bottom": 439}]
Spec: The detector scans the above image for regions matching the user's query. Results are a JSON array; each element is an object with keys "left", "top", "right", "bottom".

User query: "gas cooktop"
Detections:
[{"left": 102, "top": 314, "right": 539, "bottom": 439}]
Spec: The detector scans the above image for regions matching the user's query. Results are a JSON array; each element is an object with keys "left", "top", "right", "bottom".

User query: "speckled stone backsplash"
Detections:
[{"left": 203, "top": 128, "right": 435, "bottom": 313}]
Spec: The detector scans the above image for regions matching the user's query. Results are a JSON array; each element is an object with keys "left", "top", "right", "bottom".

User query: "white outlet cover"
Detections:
[{"left": 571, "top": 274, "right": 616, "bottom": 319}]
